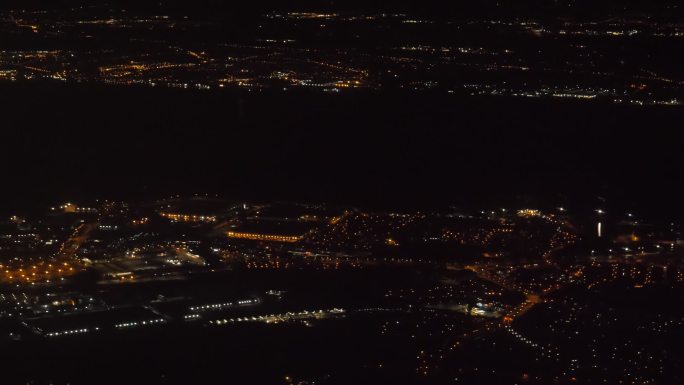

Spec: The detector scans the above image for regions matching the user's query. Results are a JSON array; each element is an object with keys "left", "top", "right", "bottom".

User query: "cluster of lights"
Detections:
[
  {"left": 115, "top": 318, "right": 165, "bottom": 329},
  {"left": 308, "top": 212, "right": 423, "bottom": 250},
  {"left": 189, "top": 298, "right": 258, "bottom": 312},
  {"left": 131, "top": 217, "right": 149, "bottom": 226},
  {"left": 226, "top": 231, "right": 301, "bottom": 243},
  {"left": 2, "top": 262, "right": 74, "bottom": 285},
  {"left": 45, "top": 327, "right": 97, "bottom": 337},
  {"left": 517, "top": 209, "right": 542, "bottom": 217},
  {"left": 209, "top": 308, "right": 345, "bottom": 325},
  {"left": 160, "top": 212, "right": 217, "bottom": 223}
]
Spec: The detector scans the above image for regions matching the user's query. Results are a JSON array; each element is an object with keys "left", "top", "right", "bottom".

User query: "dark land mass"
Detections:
[{"left": 2, "top": 82, "right": 682, "bottom": 219}]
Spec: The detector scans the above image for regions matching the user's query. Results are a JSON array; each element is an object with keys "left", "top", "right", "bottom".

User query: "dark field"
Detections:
[{"left": 2, "top": 83, "right": 683, "bottom": 219}]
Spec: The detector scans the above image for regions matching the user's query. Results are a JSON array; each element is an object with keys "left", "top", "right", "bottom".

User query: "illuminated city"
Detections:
[
  {"left": 1, "top": 1, "right": 683, "bottom": 385},
  {"left": 1, "top": 195, "right": 683, "bottom": 384},
  {"left": 0, "top": 1, "right": 682, "bottom": 105}
]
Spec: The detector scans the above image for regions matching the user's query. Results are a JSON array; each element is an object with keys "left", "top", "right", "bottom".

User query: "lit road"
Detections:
[
  {"left": 465, "top": 264, "right": 543, "bottom": 324},
  {"left": 56, "top": 222, "right": 99, "bottom": 260}
]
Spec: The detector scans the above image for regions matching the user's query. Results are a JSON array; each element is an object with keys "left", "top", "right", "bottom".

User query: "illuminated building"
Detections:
[
  {"left": 226, "top": 231, "right": 301, "bottom": 243},
  {"left": 160, "top": 212, "right": 217, "bottom": 223},
  {"left": 517, "top": 209, "right": 542, "bottom": 217},
  {"left": 51, "top": 203, "right": 97, "bottom": 214}
]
